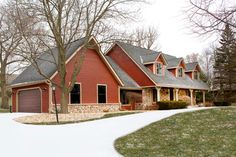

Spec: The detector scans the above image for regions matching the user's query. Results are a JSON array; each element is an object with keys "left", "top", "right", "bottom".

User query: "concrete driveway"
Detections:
[{"left": 0, "top": 108, "right": 207, "bottom": 157}]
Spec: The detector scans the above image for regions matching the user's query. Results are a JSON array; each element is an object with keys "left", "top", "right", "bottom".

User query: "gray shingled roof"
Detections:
[
  {"left": 12, "top": 38, "right": 85, "bottom": 85},
  {"left": 141, "top": 52, "right": 161, "bottom": 64},
  {"left": 186, "top": 62, "right": 198, "bottom": 71},
  {"left": 115, "top": 42, "right": 209, "bottom": 90},
  {"left": 105, "top": 56, "right": 140, "bottom": 88},
  {"left": 166, "top": 57, "right": 182, "bottom": 69}
]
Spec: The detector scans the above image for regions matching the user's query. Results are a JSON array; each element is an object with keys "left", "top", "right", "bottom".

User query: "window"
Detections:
[
  {"left": 98, "top": 85, "right": 106, "bottom": 103},
  {"left": 156, "top": 63, "right": 163, "bottom": 75},
  {"left": 152, "top": 89, "right": 157, "bottom": 102},
  {"left": 120, "top": 90, "right": 129, "bottom": 104},
  {"left": 178, "top": 68, "right": 183, "bottom": 77},
  {"left": 194, "top": 71, "right": 198, "bottom": 80},
  {"left": 70, "top": 84, "right": 81, "bottom": 104}
]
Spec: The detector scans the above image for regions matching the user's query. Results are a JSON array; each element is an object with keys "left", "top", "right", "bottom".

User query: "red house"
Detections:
[
  {"left": 11, "top": 37, "right": 123, "bottom": 113},
  {"left": 105, "top": 42, "right": 209, "bottom": 109},
  {"left": 11, "top": 37, "right": 209, "bottom": 113}
]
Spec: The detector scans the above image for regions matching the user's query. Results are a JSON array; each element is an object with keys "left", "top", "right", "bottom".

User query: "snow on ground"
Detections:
[{"left": 0, "top": 108, "right": 208, "bottom": 157}]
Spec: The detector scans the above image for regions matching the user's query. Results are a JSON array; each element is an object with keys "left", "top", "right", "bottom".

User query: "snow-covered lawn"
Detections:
[{"left": 0, "top": 108, "right": 208, "bottom": 157}]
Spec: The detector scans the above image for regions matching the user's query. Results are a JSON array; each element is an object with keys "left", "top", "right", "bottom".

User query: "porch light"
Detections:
[{"left": 52, "top": 85, "right": 56, "bottom": 91}]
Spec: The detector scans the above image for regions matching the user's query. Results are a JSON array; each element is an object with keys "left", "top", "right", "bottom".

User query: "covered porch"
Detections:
[
  {"left": 120, "top": 87, "right": 207, "bottom": 110},
  {"left": 142, "top": 87, "right": 207, "bottom": 107}
]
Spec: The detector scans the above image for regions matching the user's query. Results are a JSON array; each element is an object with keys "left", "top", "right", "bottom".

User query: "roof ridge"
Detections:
[
  {"left": 141, "top": 51, "right": 161, "bottom": 56},
  {"left": 163, "top": 53, "right": 178, "bottom": 59},
  {"left": 186, "top": 61, "right": 198, "bottom": 64},
  {"left": 116, "top": 41, "right": 159, "bottom": 54}
]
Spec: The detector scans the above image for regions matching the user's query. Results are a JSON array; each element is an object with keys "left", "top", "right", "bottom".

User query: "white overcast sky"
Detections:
[
  {"left": 139, "top": 0, "right": 218, "bottom": 57},
  {"left": 0, "top": 0, "right": 218, "bottom": 58}
]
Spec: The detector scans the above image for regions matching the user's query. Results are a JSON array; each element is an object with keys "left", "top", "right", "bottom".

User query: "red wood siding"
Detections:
[
  {"left": 169, "top": 69, "right": 177, "bottom": 76},
  {"left": 107, "top": 45, "right": 155, "bottom": 86},
  {"left": 12, "top": 83, "right": 49, "bottom": 113},
  {"left": 146, "top": 64, "right": 154, "bottom": 72},
  {"left": 168, "top": 60, "right": 185, "bottom": 77},
  {"left": 186, "top": 72, "right": 193, "bottom": 79},
  {"left": 156, "top": 55, "right": 165, "bottom": 65},
  {"left": 179, "top": 60, "right": 186, "bottom": 70},
  {"left": 52, "top": 48, "right": 120, "bottom": 104}
]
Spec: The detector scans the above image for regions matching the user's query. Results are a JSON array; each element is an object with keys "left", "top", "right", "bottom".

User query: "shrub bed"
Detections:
[
  {"left": 214, "top": 101, "right": 231, "bottom": 106},
  {"left": 158, "top": 101, "right": 188, "bottom": 110}
]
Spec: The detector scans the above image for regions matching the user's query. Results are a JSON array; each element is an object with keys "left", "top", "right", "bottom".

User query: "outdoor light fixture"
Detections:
[
  {"left": 52, "top": 84, "right": 59, "bottom": 123},
  {"left": 52, "top": 86, "right": 56, "bottom": 91}
]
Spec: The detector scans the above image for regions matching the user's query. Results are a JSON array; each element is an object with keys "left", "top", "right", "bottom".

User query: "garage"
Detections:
[{"left": 18, "top": 88, "right": 41, "bottom": 113}]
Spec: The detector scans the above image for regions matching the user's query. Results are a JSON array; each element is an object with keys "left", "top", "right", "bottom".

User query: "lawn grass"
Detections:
[
  {"left": 0, "top": 108, "right": 9, "bottom": 113},
  {"left": 115, "top": 107, "right": 236, "bottom": 157},
  {"left": 26, "top": 111, "right": 140, "bottom": 125}
]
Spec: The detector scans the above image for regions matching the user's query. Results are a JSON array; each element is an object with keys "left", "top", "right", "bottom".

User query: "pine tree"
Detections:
[{"left": 214, "top": 23, "right": 236, "bottom": 102}]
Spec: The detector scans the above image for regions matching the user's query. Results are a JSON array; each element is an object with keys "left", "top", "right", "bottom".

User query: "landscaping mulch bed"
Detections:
[
  {"left": 14, "top": 111, "right": 141, "bottom": 125},
  {"left": 15, "top": 113, "right": 105, "bottom": 124}
]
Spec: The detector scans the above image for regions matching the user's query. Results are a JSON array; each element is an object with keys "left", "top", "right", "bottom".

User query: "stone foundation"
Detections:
[
  {"left": 68, "top": 104, "right": 120, "bottom": 113},
  {"left": 178, "top": 89, "right": 196, "bottom": 105}
]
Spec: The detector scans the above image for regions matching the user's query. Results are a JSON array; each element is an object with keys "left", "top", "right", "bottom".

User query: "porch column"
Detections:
[
  {"left": 190, "top": 89, "right": 193, "bottom": 105},
  {"left": 156, "top": 87, "right": 161, "bottom": 102},
  {"left": 203, "top": 91, "right": 206, "bottom": 106},
  {"left": 175, "top": 89, "right": 179, "bottom": 101}
]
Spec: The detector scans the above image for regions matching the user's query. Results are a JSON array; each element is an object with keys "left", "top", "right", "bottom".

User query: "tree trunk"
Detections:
[
  {"left": 60, "top": 87, "right": 68, "bottom": 113},
  {"left": 0, "top": 65, "right": 8, "bottom": 109}
]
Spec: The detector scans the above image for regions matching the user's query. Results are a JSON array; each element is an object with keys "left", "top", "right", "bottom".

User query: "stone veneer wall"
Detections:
[
  {"left": 160, "top": 88, "right": 170, "bottom": 101},
  {"left": 178, "top": 89, "right": 196, "bottom": 105},
  {"left": 68, "top": 104, "right": 120, "bottom": 113},
  {"left": 179, "top": 89, "right": 188, "bottom": 100},
  {"left": 141, "top": 88, "right": 153, "bottom": 109}
]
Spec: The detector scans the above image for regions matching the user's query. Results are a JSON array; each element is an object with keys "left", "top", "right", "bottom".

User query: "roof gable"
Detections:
[
  {"left": 12, "top": 37, "right": 123, "bottom": 86},
  {"left": 12, "top": 38, "right": 86, "bottom": 85},
  {"left": 166, "top": 57, "right": 186, "bottom": 69},
  {"left": 186, "top": 62, "right": 200, "bottom": 72},
  {"left": 110, "top": 42, "right": 209, "bottom": 90}
]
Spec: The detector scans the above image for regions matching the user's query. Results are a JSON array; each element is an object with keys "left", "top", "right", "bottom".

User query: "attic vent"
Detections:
[{"left": 140, "top": 56, "right": 143, "bottom": 63}]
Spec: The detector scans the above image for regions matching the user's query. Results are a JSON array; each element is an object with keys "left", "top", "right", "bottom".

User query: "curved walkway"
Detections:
[{"left": 0, "top": 107, "right": 208, "bottom": 157}]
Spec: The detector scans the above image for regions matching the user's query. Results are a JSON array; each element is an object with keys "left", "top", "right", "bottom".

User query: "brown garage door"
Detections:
[{"left": 18, "top": 89, "right": 41, "bottom": 113}]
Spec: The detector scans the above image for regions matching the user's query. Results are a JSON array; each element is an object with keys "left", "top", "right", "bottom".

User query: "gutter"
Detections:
[{"left": 10, "top": 80, "right": 48, "bottom": 88}]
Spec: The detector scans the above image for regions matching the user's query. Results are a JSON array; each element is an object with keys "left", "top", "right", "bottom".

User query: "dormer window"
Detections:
[
  {"left": 178, "top": 67, "right": 184, "bottom": 77},
  {"left": 156, "top": 63, "right": 163, "bottom": 75},
  {"left": 194, "top": 71, "right": 199, "bottom": 80}
]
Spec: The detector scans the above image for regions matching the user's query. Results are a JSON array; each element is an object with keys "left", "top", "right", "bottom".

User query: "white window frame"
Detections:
[
  {"left": 178, "top": 67, "right": 184, "bottom": 77},
  {"left": 156, "top": 62, "right": 163, "bottom": 75}
]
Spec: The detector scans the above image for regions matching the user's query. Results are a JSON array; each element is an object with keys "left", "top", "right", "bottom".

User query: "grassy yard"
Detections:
[{"left": 115, "top": 107, "right": 236, "bottom": 157}]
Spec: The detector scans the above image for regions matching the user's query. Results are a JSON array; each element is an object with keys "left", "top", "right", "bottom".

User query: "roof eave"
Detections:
[{"left": 10, "top": 80, "right": 48, "bottom": 88}]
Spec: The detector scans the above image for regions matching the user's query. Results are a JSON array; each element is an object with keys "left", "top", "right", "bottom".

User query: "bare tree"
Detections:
[
  {"left": 13, "top": 0, "right": 146, "bottom": 113},
  {"left": 0, "top": 5, "right": 23, "bottom": 109},
  {"left": 109, "top": 26, "right": 160, "bottom": 50},
  {"left": 185, "top": 52, "right": 199, "bottom": 63},
  {"left": 187, "top": 0, "right": 236, "bottom": 35},
  {"left": 198, "top": 48, "right": 214, "bottom": 86},
  {"left": 93, "top": 25, "right": 159, "bottom": 51},
  {"left": 127, "top": 26, "right": 159, "bottom": 50}
]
